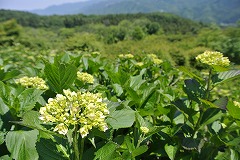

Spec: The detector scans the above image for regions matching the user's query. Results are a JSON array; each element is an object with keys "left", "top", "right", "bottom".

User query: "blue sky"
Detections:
[{"left": 0, "top": 0, "right": 87, "bottom": 10}]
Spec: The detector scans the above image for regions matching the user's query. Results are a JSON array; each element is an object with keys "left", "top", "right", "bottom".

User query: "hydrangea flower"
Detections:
[
  {"left": 140, "top": 126, "right": 149, "bottom": 134},
  {"left": 196, "top": 51, "right": 230, "bottom": 67},
  {"left": 77, "top": 72, "right": 94, "bottom": 84},
  {"left": 233, "top": 101, "right": 240, "bottom": 108},
  {"left": 118, "top": 54, "right": 134, "bottom": 59},
  {"left": 147, "top": 54, "right": 163, "bottom": 65},
  {"left": 16, "top": 76, "right": 48, "bottom": 90},
  {"left": 135, "top": 62, "right": 144, "bottom": 67},
  {"left": 39, "top": 89, "right": 109, "bottom": 138}
]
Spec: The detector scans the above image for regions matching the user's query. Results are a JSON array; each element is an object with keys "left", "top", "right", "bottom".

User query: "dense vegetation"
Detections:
[
  {"left": 0, "top": 10, "right": 240, "bottom": 160},
  {"left": 29, "top": 0, "right": 240, "bottom": 24}
]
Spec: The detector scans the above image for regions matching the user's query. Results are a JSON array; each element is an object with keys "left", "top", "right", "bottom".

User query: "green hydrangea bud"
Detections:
[
  {"left": 118, "top": 54, "right": 134, "bottom": 59},
  {"left": 196, "top": 51, "right": 230, "bottom": 67},
  {"left": 16, "top": 76, "right": 48, "bottom": 90},
  {"left": 147, "top": 54, "right": 163, "bottom": 65},
  {"left": 77, "top": 72, "right": 94, "bottom": 84},
  {"left": 140, "top": 126, "right": 149, "bottom": 134}
]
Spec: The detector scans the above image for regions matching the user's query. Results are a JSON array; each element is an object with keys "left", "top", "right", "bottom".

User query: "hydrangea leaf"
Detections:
[
  {"left": 36, "top": 138, "right": 69, "bottom": 160},
  {"left": 94, "top": 142, "right": 120, "bottom": 160},
  {"left": 6, "top": 130, "right": 39, "bottom": 160},
  {"left": 106, "top": 108, "right": 135, "bottom": 129},
  {"left": 44, "top": 62, "right": 77, "bottom": 93},
  {"left": 17, "top": 89, "right": 44, "bottom": 117}
]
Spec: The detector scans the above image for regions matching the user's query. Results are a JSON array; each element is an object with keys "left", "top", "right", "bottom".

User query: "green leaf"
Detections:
[
  {"left": 182, "top": 137, "right": 199, "bottom": 150},
  {"left": 21, "top": 110, "right": 45, "bottom": 129},
  {"left": 226, "top": 137, "right": 240, "bottom": 146},
  {"left": 164, "top": 144, "right": 178, "bottom": 160},
  {"left": 112, "top": 84, "right": 123, "bottom": 97},
  {"left": 0, "top": 81, "right": 12, "bottom": 105},
  {"left": 212, "top": 70, "right": 240, "bottom": 86},
  {"left": 211, "top": 121, "right": 221, "bottom": 133},
  {"left": 0, "top": 97, "right": 9, "bottom": 115},
  {"left": 17, "top": 89, "right": 44, "bottom": 116},
  {"left": 106, "top": 108, "right": 135, "bottom": 129},
  {"left": 227, "top": 101, "right": 240, "bottom": 120},
  {"left": 213, "top": 97, "right": 228, "bottom": 110},
  {"left": 183, "top": 79, "right": 205, "bottom": 103},
  {"left": 0, "top": 69, "right": 21, "bottom": 81},
  {"left": 200, "top": 108, "right": 223, "bottom": 128},
  {"left": 129, "top": 74, "right": 146, "bottom": 91},
  {"left": 178, "top": 66, "right": 204, "bottom": 83},
  {"left": 0, "top": 155, "right": 11, "bottom": 160},
  {"left": 6, "top": 130, "right": 39, "bottom": 160},
  {"left": 44, "top": 62, "right": 77, "bottom": 93},
  {"left": 94, "top": 142, "right": 119, "bottom": 160},
  {"left": 230, "top": 149, "right": 239, "bottom": 160},
  {"left": 132, "top": 145, "right": 148, "bottom": 158},
  {"left": 0, "top": 131, "right": 5, "bottom": 145},
  {"left": 36, "top": 138, "right": 69, "bottom": 160}
]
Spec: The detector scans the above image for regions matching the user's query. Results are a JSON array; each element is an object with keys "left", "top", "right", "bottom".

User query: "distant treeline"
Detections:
[{"left": 0, "top": 9, "right": 205, "bottom": 34}]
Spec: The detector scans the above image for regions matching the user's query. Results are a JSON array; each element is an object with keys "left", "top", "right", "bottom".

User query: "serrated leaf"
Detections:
[
  {"left": 6, "top": 130, "right": 39, "bottom": 160},
  {"left": 213, "top": 70, "right": 240, "bottom": 85},
  {"left": 17, "top": 89, "right": 44, "bottom": 116},
  {"left": 36, "top": 138, "right": 69, "bottom": 160},
  {"left": 106, "top": 108, "right": 135, "bottom": 129},
  {"left": 21, "top": 110, "right": 45, "bottom": 130},
  {"left": 44, "top": 62, "right": 77, "bottom": 93},
  {"left": 164, "top": 144, "right": 178, "bottom": 160},
  {"left": 182, "top": 137, "right": 199, "bottom": 150},
  {"left": 94, "top": 142, "right": 119, "bottom": 160}
]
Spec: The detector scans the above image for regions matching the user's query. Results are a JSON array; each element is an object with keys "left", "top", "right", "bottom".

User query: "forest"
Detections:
[{"left": 0, "top": 9, "right": 240, "bottom": 160}]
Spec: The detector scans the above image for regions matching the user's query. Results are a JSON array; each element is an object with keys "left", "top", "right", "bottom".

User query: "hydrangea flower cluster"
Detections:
[
  {"left": 118, "top": 54, "right": 134, "bottom": 59},
  {"left": 16, "top": 76, "right": 48, "bottom": 90},
  {"left": 147, "top": 54, "right": 163, "bottom": 65},
  {"left": 196, "top": 51, "right": 230, "bottom": 67},
  {"left": 39, "top": 89, "right": 109, "bottom": 138},
  {"left": 233, "top": 101, "right": 240, "bottom": 108},
  {"left": 77, "top": 72, "right": 94, "bottom": 84},
  {"left": 135, "top": 62, "right": 144, "bottom": 67},
  {"left": 140, "top": 127, "right": 149, "bottom": 134}
]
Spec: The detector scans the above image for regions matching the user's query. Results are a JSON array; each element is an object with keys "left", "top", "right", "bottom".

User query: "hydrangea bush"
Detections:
[{"left": 1, "top": 50, "right": 240, "bottom": 160}]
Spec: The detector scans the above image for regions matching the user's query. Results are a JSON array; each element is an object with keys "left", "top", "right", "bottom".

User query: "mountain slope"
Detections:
[{"left": 31, "top": 0, "right": 240, "bottom": 24}]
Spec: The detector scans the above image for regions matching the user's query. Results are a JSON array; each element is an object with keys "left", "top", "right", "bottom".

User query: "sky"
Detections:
[{"left": 0, "top": 0, "right": 88, "bottom": 10}]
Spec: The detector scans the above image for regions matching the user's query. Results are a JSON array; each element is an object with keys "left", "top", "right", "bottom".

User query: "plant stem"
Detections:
[
  {"left": 79, "top": 137, "right": 85, "bottom": 160},
  {"left": 73, "top": 125, "right": 79, "bottom": 160},
  {"left": 205, "top": 68, "right": 212, "bottom": 100}
]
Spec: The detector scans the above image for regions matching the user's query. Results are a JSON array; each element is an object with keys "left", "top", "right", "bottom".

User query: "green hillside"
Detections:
[{"left": 30, "top": 0, "right": 240, "bottom": 24}]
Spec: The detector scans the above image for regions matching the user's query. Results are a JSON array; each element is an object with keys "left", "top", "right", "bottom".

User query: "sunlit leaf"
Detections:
[
  {"left": 44, "top": 61, "right": 77, "bottom": 93},
  {"left": 164, "top": 144, "right": 178, "bottom": 160},
  {"left": 94, "top": 142, "right": 120, "bottom": 160},
  {"left": 6, "top": 130, "right": 39, "bottom": 160},
  {"left": 106, "top": 108, "right": 135, "bottom": 129}
]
